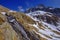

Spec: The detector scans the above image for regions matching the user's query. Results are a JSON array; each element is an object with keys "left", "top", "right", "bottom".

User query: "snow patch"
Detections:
[
  {"left": 1, "top": 12, "right": 6, "bottom": 15},
  {"left": 9, "top": 10, "right": 16, "bottom": 12}
]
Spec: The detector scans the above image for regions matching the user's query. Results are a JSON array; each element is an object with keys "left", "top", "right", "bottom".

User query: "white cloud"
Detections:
[{"left": 18, "top": 6, "right": 25, "bottom": 12}]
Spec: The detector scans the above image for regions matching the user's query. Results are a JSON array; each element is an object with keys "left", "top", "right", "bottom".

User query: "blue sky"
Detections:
[{"left": 0, "top": 0, "right": 60, "bottom": 11}]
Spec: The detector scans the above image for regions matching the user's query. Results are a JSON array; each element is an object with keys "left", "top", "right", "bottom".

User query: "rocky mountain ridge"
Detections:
[{"left": 25, "top": 4, "right": 60, "bottom": 17}]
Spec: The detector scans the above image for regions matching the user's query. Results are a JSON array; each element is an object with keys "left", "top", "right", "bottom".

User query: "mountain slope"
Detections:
[
  {"left": 26, "top": 10, "right": 60, "bottom": 40},
  {"left": 0, "top": 5, "right": 60, "bottom": 40}
]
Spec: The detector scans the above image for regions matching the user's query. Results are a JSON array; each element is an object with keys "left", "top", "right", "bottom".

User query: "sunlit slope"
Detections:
[{"left": 0, "top": 5, "right": 60, "bottom": 40}]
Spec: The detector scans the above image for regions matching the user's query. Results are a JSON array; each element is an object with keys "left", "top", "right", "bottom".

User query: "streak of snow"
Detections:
[
  {"left": 56, "top": 23, "right": 60, "bottom": 31},
  {"left": 33, "top": 29, "right": 52, "bottom": 40},
  {"left": 9, "top": 19, "right": 15, "bottom": 22},
  {"left": 42, "top": 21, "right": 60, "bottom": 32},
  {"left": 1, "top": 12, "right": 6, "bottom": 15},
  {"left": 46, "top": 14, "right": 52, "bottom": 17},
  {"left": 26, "top": 14, "right": 40, "bottom": 21},
  {"left": 28, "top": 23, "right": 39, "bottom": 30}
]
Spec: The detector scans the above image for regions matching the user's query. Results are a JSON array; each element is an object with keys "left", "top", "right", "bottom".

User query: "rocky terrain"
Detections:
[{"left": 0, "top": 5, "right": 60, "bottom": 40}]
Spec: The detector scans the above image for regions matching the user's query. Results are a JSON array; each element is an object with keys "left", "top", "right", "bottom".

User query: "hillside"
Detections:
[{"left": 0, "top": 5, "right": 60, "bottom": 40}]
